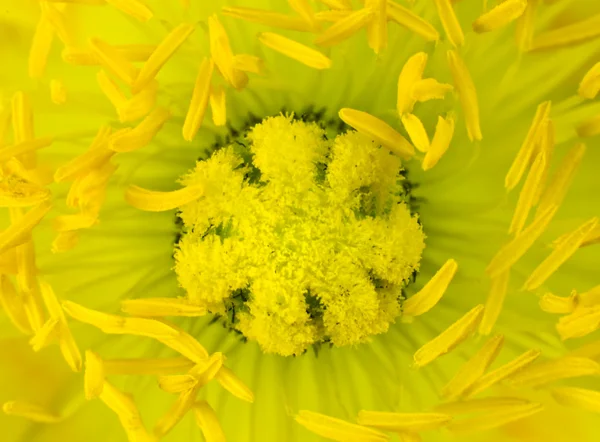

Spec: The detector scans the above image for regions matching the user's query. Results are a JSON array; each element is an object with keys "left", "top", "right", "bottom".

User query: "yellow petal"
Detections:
[
  {"left": 2, "top": 401, "right": 61, "bottom": 423},
  {"left": 215, "top": 366, "right": 254, "bottom": 403},
  {"left": 0, "top": 202, "right": 52, "bottom": 254},
  {"left": 194, "top": 401, "right": 226, "bottom": 442},
  {"left": 109, "top": 107, "right": 171, "bottom": 153},
  {"left": 446, "top": 402, "right": 543, "bottom": 434},
  {"left": 507, "top": 357, "right": 600, "bottom": 388},
  {"left": 515, "top": 0, "right": 538, "bottom": 51},
  {"left": 158, "top": 374, "right": 198, "bottom": 394},
  {"left": 208, "top": 15, "right": 248, "bottom": 90},
  {"left": 209, "top": 85, "right": 227, "bottom": 127},
  {"left": 422, "top": 115, "right": 455, "bottom": 171},
  {"left": 556, "top": 306, "right": 600, "bottom": 340},
  {"left": 182, "top": 57, "right": 214, "bottom": 142},
  {"left": 29, "top": 16, "right": 55, "bottom": 79},
  {"left": 121, "top": 297, "right": 207, "bottom": 317},
  {"left": 411, "top": 79, "right": 453, "bottom": 103},
  {"left": 338, "top": 108, "right": 415, "bottom": 159},
  {"left": 551, "top": 387, "right": 600, "bottom": 413},
  {"left": 314, "top": 7, "right": 374, "bottom": 47},
  {"left": 531, "top": 13, "right": 600, "bottom": 51},
  {"left": 365, "top": 0, "right": 387, "bottom": 54},
  {"left": 106, "top": 0, "right": 153, "bottom": 22},
  {"left": 401, "top": 113, "right": 430, "bottom": 153},
  {"left": 222, "top": 6, "right": 314, "bottom": 32},
  {"left": 434, "top": 0, "right": 464, "bottom": 47},
  {"left": 84, "top": 350, "right": 105, "bottom": 400},
  {"left": 50, "top": 79, "right": 67, "bottom": 105},
  {"left": 509, "top": 150, "right": 546, "bottom": 235},
  {"left": 414, "top": 304, "right": 484, "bottom": 368},
  {"left": 435, "top": 396, "right": 531, "bottom": 415},
  {"left": 386, "top": 1, "right": 439, "bottom": 42},
  {"left": 104, "top": 357, "right": 194, "bottom": 376},
  {"left": 0, "top": 274, "right": 32, "bottom": 334},
  {"left": 89, "top": 37, "right": 140, "bottom": 86},
  {"left": 397, "top": 52, "right": 428, "bottom": 115},
  {"left": 29, "top": 317, "right": 59, "bottom": 351},
  {"left": 539, "top": 291, "right": 578, "bottom": 314}
]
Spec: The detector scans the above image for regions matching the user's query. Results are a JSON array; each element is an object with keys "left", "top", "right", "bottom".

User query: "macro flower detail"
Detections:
[{"left": 0, "top": 0, "right": 600, "bottom": 441}]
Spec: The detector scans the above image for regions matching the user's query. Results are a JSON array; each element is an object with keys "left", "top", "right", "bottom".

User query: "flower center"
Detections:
[{"left": 173, "top": 113, "right": 425, "bottom": 356}]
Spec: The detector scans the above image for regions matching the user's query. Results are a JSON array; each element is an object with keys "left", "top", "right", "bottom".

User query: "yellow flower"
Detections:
[{"left": 1, "top": 0, "right": 600, "bottom": 441}]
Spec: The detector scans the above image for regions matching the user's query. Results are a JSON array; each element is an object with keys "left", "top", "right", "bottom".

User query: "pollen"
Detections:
[
  {"left": 413, "top": 304, "right": 484, "bottom": 368},
  {"left": 295, "top": 410, "right": 389, "bottom": 442},
  {"left": 403, "top": 259, "right": 458, "bottom": 317},
  {"left": 175, "top": 115, "right": 424, "bottom": 355},
  {"left": 472, "top": 0, "right": 527, "bottom": 33},
  {"left": 258, "top": 32, "right": 332, "bottom": 70}
]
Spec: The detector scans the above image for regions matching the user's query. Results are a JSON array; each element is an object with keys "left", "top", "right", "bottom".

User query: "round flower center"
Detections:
[{"left": 174, "top": 114, "right": 425, "bottom": 356}]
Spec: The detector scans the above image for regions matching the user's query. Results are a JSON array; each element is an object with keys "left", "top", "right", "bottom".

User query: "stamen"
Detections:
[
  {"left": 295, "top": 410, "right": 389, "bottom": 442},
  {"left": 401, "top": 114, "right": 430, "bottom": 153},
  {"left": 29, "top": 318, "right": 59, "bottom": 351},
  {"left": 288, "top": 0, "right": 321, "bottom": 32},
  {"left": 62, "top": 300, "right": 180, "bottom": 339},
  {"left": 441, "top": 334, "right": 504, "bottom": 400},
  {"left": 109, "top": 107, "right": 171, "bottom": 152},
  {"left": 194, "top": 401, "right": 227, "bottom": 442},
  {"left": 365, "top": 0, "right": 387, "bottom": 54},
  {"left": 38, "top": 280, "right": 82, "bottom": 372},
  {"left": 0, "top": 275, "right": 32, "bottom": 334},
  {"left": 515, "top": 0, "right": 538, "bottom": 51},
  {"left": 0, "top": 137, "right": 55, "bottom": 163},
  {"left": 509, "top": 151, "right": 546, "bottom": 235},
  {"left": 133, "top": 23, "right": 195, "bottom": 93},
  {"left": 124, "top": 184, "right": 204, "bottom": 212},
  {"left": 464, "top": 349, "right": 541, "bottom": 397},
  {"left": 356, "top": 411, "right": 451, "bottom": 432},
  {"left": 556, "top": 306, "right": 600, "bottom": 340},
  {"left": 531, "top": 120, "right": 554, "bottom": 206},
  {"left": 50, "top": 79, "right": 67, "bottom": 105},
  {"left": 531, "top": 14, "right": 600, "bottom": 51},
  {"left": 84, "top": 350, "right": 105, "bottom": 400},
  {"left": 2, "top": 401, "right": 61, "bottom": 423},
  {"left": 539, "top": 291, "right": 578, "bottom": 314},
  {"left": 445, "top": 402, "right": 543, "bottom": 434},
  {"left": 158, "top": 374, "right": 198, "bottom": 394},
  {"left": 154, "top": 321, "right": 209, "bottom": 364},
  {"left": 318, "top": 0, "right": 352, "bottom": 9},
  {"left": 551, "top": 387, "right": 600, "bottom": 413},
  {"left": 103, "top": 357, "right": 194, "bottom": 375},
  {"left": 232, "top": 54, "right": 265, "bottom": 75},
  {"left": 576, "top": 114, "right": 600, "bottom": 138},
  {"left": 52, "top": 231, "right": 79, "bottom": 253},
  {"left": 154, "top": 384, "right": 199, "bottom": 437},
  {"left": 182, "top": 57, "right": 214, "bottom": 142},
  {"left": 315, "top": 10, "right": 352, "bottom": 22},
  {"left": 507, "top": 356, "right": 600, "bottom": 388},
  {"left": 54, "top": 147, "right": 114, "bottom": 183},
  {"left": 210, "top": 85, "right": 227, "bottom": 126},
  {"left": 504, "top": 101, "right": 551, "bottom": 191},
  {"left": 386, "top": 1, "right": 439, "bottom": 42},
  {"left": 411, "top": 79, "right": 453, "bottom": 102},
  {"left": 106, "top": 0, "right": 153, "bottom": 22},
  {"left": 0, "top": 203, "right": 52, "bottom": 254},
  {"left": 435, "top": 396, "right": 531, "bottom": 415},
  {"left": 97, "top": 70, "right": 128, "bottom": 114},
  {"left": 472, "top": 0, "right": 527, "bottom": 33},
  {"left": 447, "top": 50, "right": 481, "bottom": 141},
  {"left": 338, "top": 108, "right": 415, "bottom": 159},
  {"left": 579, "top": 62, "right": 600, "bottom": 99},
  {"left": 215, "top": 366, "right": 254, "bottom": 403},
  {"left": 29, "top": 16, "right": 54, "bottom": 78},
  {"left": 208, "top": 15, "right": 248, "bottom": 90},
  {"left": 536, "top": 143, "right": 586, "bottom": 216},
  {"left": 579, "top": 285, "right": 600, "bottom": 307},
  {"left": 259, "top": 32, "right": 332, "bottom": 70},
  {"left": 403, "top": 259, "right": 458, "bottom": 316},
  {"left": 422, "top": 115, "right": 455, "bottom": 171},
  {"left": 314, "top": 8, "right": 374, "bottom": 47},
  {"left": 485, "top": 205, "right": 557, "bottom": 278},
  {"left": 413, "top": 304, "right": 484, "bottom": 368},
  {"left": 89, "top": 37, "right": 140, "bottom": 86},
  {"left": 222, "top": 6, "right": 314, "bottom": 32},
  {"left": 433, "top": 0, "right": 464, "bottom": 47},
  {"left": 121, "top": 297, "right": 207, "bottom": 317},
  {"left": 397, "top": 52, "right": 428, "bottom": 115},
  {"left": 523, "top": 217, "right": 598, "bottom": 291}
]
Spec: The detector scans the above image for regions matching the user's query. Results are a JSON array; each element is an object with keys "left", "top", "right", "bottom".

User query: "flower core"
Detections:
[{"left": 174, "top": 114, "right": 425, "bottom": 356}]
